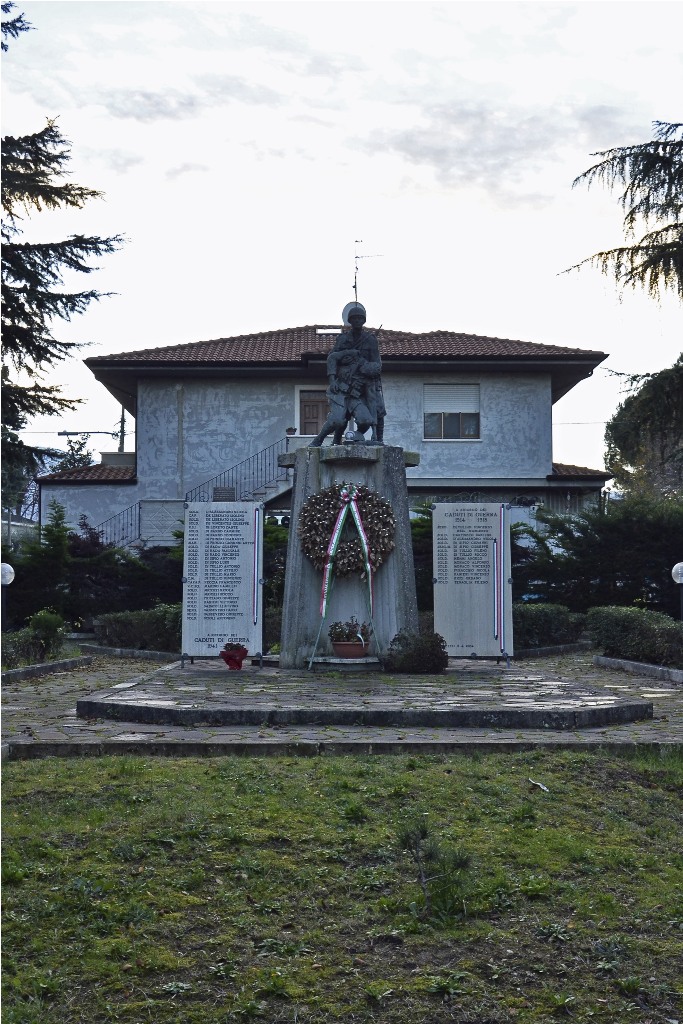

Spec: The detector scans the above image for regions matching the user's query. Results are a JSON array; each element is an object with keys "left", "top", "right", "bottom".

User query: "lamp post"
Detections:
[
  {"left": 672, "top": 562, "right": 683, "bottom": 622},
  {"left": 1, "top": 562, "right": 15, "bottom": 628}
]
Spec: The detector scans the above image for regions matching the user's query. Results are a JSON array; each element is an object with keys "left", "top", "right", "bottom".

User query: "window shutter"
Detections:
[{"left": 423, "top": 384, "right": 479, "bottom": 413}]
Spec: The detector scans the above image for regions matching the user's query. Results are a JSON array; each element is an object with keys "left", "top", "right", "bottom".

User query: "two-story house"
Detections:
[{"left": 38, "top": 324, "right": 609, "bottom": 545}]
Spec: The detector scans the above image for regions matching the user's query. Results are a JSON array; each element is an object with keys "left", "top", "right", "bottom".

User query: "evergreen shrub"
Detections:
[
  {"left": 586, "top": 606, "right": 683, "bottom": 668},
  {"left": 383, "top": 630, "right": 449, "bottom": 674},
  {"left": 1, "top": 609, "right": 66, "bottom": 668},
  {"left": 94, "top": 603, "right": 182, "bottom": 652},
  {"left": 513, "top": 603, "right": 586, "bottom": 649}
]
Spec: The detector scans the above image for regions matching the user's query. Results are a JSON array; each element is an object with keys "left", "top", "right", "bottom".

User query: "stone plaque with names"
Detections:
[
  {"left": 433, "top": 503, "right": 513, "bottom": 658},
  {"left": 182, "top": 502, "right": 263, "bottom": 658}
]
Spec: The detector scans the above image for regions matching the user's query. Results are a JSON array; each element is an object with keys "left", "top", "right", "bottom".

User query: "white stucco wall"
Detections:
[
  {"left": 41, "top": 369, "right": 554, "bottom": 534},
  {"left": 384, "top": 372, "right": 552, "bottom": 480},
  {"left": 40, "top": 483, "right": 140, "bottom": 534},
  {"left": 147, "top": 371, "right": 551, "bottom": 491}
]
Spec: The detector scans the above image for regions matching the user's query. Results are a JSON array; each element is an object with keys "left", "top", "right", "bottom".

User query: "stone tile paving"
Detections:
[
  {"left": 75, "top": 659, "right": 652, "bottom": 730},
  {"left": 2, "top": 652, "right": 682, "bottom": 757}
]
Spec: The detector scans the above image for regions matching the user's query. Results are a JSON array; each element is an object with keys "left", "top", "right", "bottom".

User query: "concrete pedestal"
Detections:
[{"left": 278, "top": 445, "right": 419, "bottom": 669}]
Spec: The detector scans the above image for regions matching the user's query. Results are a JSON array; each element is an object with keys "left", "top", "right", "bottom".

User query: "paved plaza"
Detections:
[{"left": 2, "top": 651, "right": 681, "bottom": 758}]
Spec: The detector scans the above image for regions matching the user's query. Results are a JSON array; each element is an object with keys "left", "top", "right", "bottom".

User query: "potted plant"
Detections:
[
  {"left": 285, "top": 426, "right": 297, "bottom": 436},
  {"left": 328, "top": 617, "right": 372, "bottom": 658},
  {"left": 219, "top": 641, "right": 249, "bottom": 670}
]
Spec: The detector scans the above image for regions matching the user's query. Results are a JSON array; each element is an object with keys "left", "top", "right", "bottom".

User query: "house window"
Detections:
[
  {"left": 299, "top": 390, "right": 328, "bottom": 435},
  {"left": 423, "top": 384, "right": 480, "bottom": 440}
]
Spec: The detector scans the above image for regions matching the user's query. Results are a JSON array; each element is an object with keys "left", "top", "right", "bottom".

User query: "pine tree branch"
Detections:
[
  {"left": 1, "top": 1, "right": 31, "bottom": 51},
  {"left": 1, "top": 122, "right": 103, "bottom": 225},
  {"left": 564, "top": 222, "right": 683, "bottom": 300},
  {"left": 569, "top": 121, "right": 683, "bottom": 300}
]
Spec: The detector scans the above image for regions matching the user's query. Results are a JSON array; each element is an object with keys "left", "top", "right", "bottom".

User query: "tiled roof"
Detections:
[
  {"left": 551, "top": 463, "right": 610, "bottom": 479},
  {"left": 37, "top": 465, "right": 136, "bottom": 483},
  {"left": 86, "top": 326, "right": 605, "bottom": 367},
  {"left": 37, "top": 460, "right": 609, "bottom": 484}
]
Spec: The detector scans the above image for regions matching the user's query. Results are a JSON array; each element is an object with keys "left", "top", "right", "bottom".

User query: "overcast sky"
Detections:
[{"left": 3, "top": 0, "right": 681, "bottom": 471}]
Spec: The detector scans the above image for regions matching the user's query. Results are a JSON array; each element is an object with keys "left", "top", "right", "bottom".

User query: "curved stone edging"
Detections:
[
  {"left": 78, "top": 644, "right": 179, "bottom": 661},
  {"left": 2, "top": 656, "right": 94, "bottom": 682},
  {"left": 593, "top": 655, "right": 683, "bottom": 684},
  {"left": 5, "top": 737, "right": 681, "bottom": 760}
]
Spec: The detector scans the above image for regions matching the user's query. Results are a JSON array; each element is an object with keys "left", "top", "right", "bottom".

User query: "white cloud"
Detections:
[{"left": 3, "top": 0, "right": 680, "bottom": 471}]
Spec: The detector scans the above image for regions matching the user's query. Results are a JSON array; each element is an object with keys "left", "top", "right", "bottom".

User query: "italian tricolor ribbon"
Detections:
[{"left": 320, "top": 484, "right": 374, "bottom": 617}]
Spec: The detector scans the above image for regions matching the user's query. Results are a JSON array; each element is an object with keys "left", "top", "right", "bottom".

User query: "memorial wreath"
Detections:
[{"left": 298, "top": 483, "right": 396, "bottom": 579}]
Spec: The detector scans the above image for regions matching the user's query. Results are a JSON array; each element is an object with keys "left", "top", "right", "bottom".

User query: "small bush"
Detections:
[
  {"left": 28, "top": 609, "right": 66, "bottom": 658},
  {"left": 399, "top": 816, "right": 472, "bottom": 921},
  {"left": 1, "top": 609, "right": 66, "bottom": 668},
  {"left": 383, "top": 630, "right": 448, "bottom": 673},
  {"left": 586, "top": 605, "right": 683, "bottom": 668},
  {"left": 94, "top": 603, "right": 181, "bottom": 652},
  {"left": 513, "top": 603, "right": 586, "bottom": 649},
  {"left": 2, "top": 628, "right": 41, "bottom": 668}
]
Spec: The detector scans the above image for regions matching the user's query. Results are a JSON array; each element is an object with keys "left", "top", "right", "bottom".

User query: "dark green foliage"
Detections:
[
  {"left": 605, "top": 357, "right": 683, "bottom": 497},
  {"left": 262, "top": 521, "right": 288, "bottom": 607},
  {"left": 259, "top": 524, "right": 288, "bottom": 652},
  {"left": 409, "top": 504, "right": 434, "bottom": 611},
  {"left": 1, "top": 24, "right": 123, "bottom": 481},
  {"left": 1, "top": 2, "right": 30, "bottom": 51},
  {"left": 399, "top": 815, "right": 472, "bottom": 920},
  {"left": 1, "top": 607, "right": 65, "bottom": 667},
  {"left": 569, "top": 121, "right": 683, "bottom": 300},
  {"left": 26, "top": 607, "right": 65, "bottom": 652},
  {"left": 514, "top": 496, "right": 683, "bottom": 617},
  {"left": 93, "top": 603, "right": 181, "bottom": 652},
  {"left": 130, "top": 545, "right": 182, "bottom": 609},
  {"left": 383, "top": 629, "right": 448, "bottom": 673},
  {"left": 263, "top": 605, "right": 282, "bottom": 652},
  {"left": 587, "top": 605, "right": 683, "bottom": 668},
  {"left": 8, "top": 501, "right": 181, "bottom": 625},
  {"left": 513, "top": 603, "right": 586, "bottom": 649}
]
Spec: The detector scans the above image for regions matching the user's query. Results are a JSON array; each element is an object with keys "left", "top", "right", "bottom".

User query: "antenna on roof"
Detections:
[{"left": 353, "top": 240, "right": 383, "bottom": 305}]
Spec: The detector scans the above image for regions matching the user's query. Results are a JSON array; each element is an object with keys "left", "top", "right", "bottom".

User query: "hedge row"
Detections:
[
  {"left": 94, "top": 603, "right": 182, "bottom": 652},
  {"left": 586, "top": 606, "right": 683, "bottom": 669},
  {"left": 88, "top": 601, "right": 683, "bottom": 669},
  {"left": 512, "top": 603, "right": 586, "bottom": 649}
]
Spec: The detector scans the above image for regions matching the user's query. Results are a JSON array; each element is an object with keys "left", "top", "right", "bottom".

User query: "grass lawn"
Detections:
[{"left": 2, "top": 749, "right": 682, "bottom": 1023}]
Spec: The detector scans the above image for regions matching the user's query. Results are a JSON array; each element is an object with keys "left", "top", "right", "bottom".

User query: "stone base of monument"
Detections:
[
  {"left": 76, "top": 667, "right": 654, "bottom": 731},
  {"left": 277, "top": 444, "right": 420, "bottom": 669},
  {"left": 310, "top": 655, "right": 381, "bottom": 672}
]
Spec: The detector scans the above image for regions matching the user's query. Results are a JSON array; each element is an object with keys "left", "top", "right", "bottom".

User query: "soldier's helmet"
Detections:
[{"left": 342, "top": 301, "right": 367, "bottom": 325}]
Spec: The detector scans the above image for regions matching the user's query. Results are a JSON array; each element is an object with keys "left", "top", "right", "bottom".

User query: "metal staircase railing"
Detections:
[
  {"left": 94, "top": 438, "right": 292, "bottom": 546},
  {"left": 97, "top": 501, "right": 141, "bottom": 547},
  {"left": 185, "top": 437, "right": 290, "bottom": 503}
]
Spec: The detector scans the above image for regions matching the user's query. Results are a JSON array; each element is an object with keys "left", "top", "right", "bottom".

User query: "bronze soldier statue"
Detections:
[{"left": 309, "top": 303, "right": 386, "bottom": 447}]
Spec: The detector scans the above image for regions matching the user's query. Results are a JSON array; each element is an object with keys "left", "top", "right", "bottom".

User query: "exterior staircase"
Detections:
[
  {"left": 184, "top": 437, "right": 291, "bottom": 502},
  {"left": 96, "top": 438, "right": 295, "bottom": 547}
]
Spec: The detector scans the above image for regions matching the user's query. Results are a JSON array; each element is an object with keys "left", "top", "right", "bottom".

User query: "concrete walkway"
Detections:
[{"left": 2, "top": 651, "right": 682, "bottom": 758}]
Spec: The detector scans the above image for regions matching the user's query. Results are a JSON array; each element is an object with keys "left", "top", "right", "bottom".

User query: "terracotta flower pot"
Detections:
[
  {"left": 331, "top": 641, "right": 369, "bottom": 659},
  {"left": 220, "top": 647, "right": 248, "bottom": 670}
]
